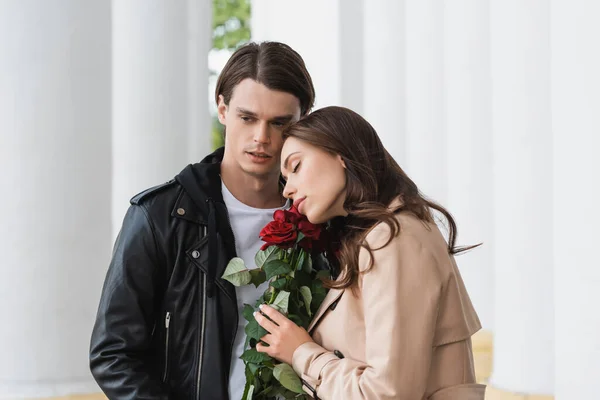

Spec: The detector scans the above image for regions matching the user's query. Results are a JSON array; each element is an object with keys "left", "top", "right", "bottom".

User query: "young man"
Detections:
[{"left": 90, "top": 41, "right": 315, "bottom": 400}]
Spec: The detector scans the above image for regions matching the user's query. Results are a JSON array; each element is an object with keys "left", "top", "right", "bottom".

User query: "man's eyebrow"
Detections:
[
  {"left": 283, "top": 152, "right": 300, "bottom": 171},
  {"left": 235, "top": 107, "right": 294, "bottom": 123},
  {"left": 236, "top": 107, "right": 258, "bottom": 117}
]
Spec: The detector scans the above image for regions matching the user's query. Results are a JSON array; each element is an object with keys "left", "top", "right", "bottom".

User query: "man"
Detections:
[{"left": 90, "top": 41, "right": 315, "bottom": 399}]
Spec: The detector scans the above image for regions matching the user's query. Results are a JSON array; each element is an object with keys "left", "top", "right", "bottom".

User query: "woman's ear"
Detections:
[{"left": 337, "top": 155, "right": 347, "bottom": 169}]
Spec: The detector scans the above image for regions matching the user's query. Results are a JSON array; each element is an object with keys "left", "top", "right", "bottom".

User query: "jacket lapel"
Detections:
[{"left": 308, "top": 288, "right": 344, "bottom": 333}]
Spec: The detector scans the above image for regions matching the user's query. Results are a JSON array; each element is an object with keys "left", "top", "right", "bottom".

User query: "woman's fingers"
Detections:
[
  {"left": 255, "top": 341, "right": 272, "bottom": 356},
  {"left": 254, "top": 310, "right": 279, "bottom": 333},
  {"left": 258, "top": 304, "right": 289, "bottom": 325},
  {"left": 259, "top": 333, "right": 274, "bottom": 345}
]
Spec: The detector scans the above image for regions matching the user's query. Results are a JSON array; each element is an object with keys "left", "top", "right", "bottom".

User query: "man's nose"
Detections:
[{"left": 253, "top": 122, "right": 270, "bottom": 144}]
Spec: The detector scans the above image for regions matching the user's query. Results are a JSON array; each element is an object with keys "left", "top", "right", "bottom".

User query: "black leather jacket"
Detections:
[{"left": 90, "top": 148, "right": 240, "bottom": 399}]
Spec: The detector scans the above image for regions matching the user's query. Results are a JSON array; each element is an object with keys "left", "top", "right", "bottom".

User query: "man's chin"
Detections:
[{"left": 240, "top": 163, "right": 279, "bottom": 179}]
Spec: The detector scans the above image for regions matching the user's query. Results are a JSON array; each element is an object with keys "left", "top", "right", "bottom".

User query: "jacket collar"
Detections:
[{"left": 173, "top": 147, "right": 226, "bottom": 225}]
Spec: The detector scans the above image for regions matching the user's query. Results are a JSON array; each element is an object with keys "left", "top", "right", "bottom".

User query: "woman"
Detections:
[{"left": 254, "top": 106, "right": 486, "bottom": 399}]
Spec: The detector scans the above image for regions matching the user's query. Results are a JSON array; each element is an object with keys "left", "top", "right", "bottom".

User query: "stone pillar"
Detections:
[
  {"left": 489, "top": 0, "right": 554, "bottom": 395},
  {"left": 443, "top": 0, "right": 495, "bottom": 335},
  {"left": 112, "top": 0, "right": 212, "bottom": 238},
  {"left": 363, "top": 0, "right": 407, "bottom": 165},
  {"left": 404, "top": 0, "right": 446, "bottom": 203},
  {"left": 551, "top": 0, "right": 600, "bottom": 398},
  {"left": 251, "top": 0, "right": 364, "bottom": 112},
  {"left": 0, "top": 1, "right": 112, "bottom": 397}
]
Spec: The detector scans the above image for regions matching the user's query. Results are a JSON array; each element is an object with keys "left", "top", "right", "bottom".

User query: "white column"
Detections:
[
  {"left": 443, "top": 0, "right": 494, "bottom": 330},
  {"left": 489, "top": 0, "right": 554, "bottom": 394},
  {"left": 363, "top": 0, "right": 406, "bottom": 166},
  {"left": 0, "top": 1, "right": 111, "bottom": 398},
  {"left": 404, "top": 0, "right": 446, "bottom": 204},
  {"left": 112, "top": 0, "right": 211, "bottom": 238},
  {"left": 552, "top": 1, "right": 600, "bottom": 398},
  {"left": 250, "top": 0, "right": 364, "bottom": 112}
]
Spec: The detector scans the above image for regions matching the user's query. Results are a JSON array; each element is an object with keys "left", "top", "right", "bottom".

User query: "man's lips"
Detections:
[{"left": 246, "top": 151, "right": 272, "bottom": 158}]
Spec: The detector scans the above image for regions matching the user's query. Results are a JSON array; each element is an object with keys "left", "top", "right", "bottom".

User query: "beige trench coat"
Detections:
[{"left": 291, "top": 210, "right": 486, "bottom": 399}]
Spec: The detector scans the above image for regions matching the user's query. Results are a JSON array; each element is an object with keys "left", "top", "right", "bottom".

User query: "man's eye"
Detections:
[
  {"left": 241, "top": 116, "right": 253, "bottom": 122},
  {"left": 272, "top": 121, "right": 284, "bottom": 127}
]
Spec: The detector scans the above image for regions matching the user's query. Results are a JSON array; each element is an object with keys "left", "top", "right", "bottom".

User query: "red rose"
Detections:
[
  {"left": 298, "top": 220, "right": 321, "bottom": 240},
  {"left": 273, "top": 209, "right": 287, "bottom": 222},
  {"left": 259, "top": 220, "right": 297, "bottom": 250},
  {"left": 297, "top": 220, "right": 322, "bottom": 250},
  {"left": 287, "top": 205, "right": 303, "bottom": 224},
  {"left": 273, "top": 207, "right": 302, "bottom": 225}
]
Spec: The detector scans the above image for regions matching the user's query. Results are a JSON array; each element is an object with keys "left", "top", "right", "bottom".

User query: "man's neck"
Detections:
[{"left": 220, "top": 164, "right": 285, "bottom": 209}]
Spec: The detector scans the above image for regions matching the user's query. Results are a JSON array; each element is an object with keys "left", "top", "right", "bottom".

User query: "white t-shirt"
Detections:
[{"left": 222, "top": 182, "right": 289, "bottom": 400}]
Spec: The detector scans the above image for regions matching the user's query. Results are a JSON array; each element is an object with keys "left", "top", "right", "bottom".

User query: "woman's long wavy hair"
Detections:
[{"left": 283, "top": 106, "right": 480, "bottom": 290}]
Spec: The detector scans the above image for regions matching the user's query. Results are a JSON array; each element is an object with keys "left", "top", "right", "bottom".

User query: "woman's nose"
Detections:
[{"left": 283, "top": 183, "right": 295, "bottom": 199}]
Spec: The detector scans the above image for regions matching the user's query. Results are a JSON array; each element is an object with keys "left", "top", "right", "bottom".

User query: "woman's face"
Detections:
[{"left": 280, "top": 137, "right": 348, "bottom": 224}]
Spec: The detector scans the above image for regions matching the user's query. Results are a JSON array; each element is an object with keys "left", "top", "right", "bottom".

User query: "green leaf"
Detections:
[
  {"left": 221, "top": 257, "right": 251, "bottom": 286},
  {"left": 296, "top": 249, "right": 306, "bottom": 271},
  {"left": 260, "top": 367, "right": 273, "bottom": 382},
  {"left": 273, "top": 363, "right": 304, "bottom": 394},
  {"left": 264, "top": 259, "right": 293, "bottom": 280},
  {"left": 245, "top": 318, "right": 268, "bottom": 340},
  {"left": 299, "top": 286, "right": 313, "bottom": 317},
  {"left": 255, "top": 246, "right": 280, "bottom": 268},
  {"left": 240, "top": 348, "right": 271, "bottom": 364},
  {"left": 242, "top": 304, "right": 255, "bottom": 322},
  {"left": 248, "top": 362, "right": 260, "bottom": 375},
  {"left": 296, "top": 232, "right": 305, "bottom": 243},
  {"left": 271, "top": 277, "right": 287, "bottom": 290},
  {"left": 303, "top": 254, "right": 313, "bottom": 274},
  {"left": 272, "top": 291, "right": 291, "bottom": 314},
  {"left": 249, "top": 268, "right": 267, "bottom": 288}
]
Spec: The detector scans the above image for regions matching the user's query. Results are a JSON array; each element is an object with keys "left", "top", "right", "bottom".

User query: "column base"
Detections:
[
  {"left": 472, "top": 329, "right": 493, "bottom": 383},
  {"left": 0, "top": 379, "right": 101, "bottom": 400},
  {"left": 485, "top": 385, "right": 554, "bottom": 400}
]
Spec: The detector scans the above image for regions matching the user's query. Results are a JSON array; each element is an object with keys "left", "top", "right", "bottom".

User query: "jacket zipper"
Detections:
[
  {"left": 196, "top": 225, "right": 208, "bottom": 400},
  {"left": 220, "top": 198, "right": 241, "bottom": 393},
  {"left": 162, "top": 312, "right": 171, "bottom": 382}
]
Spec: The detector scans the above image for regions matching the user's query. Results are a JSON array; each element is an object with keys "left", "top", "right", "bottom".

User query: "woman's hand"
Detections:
[{"left": 254, "top": 304, "right": 314, "bottom": 365}]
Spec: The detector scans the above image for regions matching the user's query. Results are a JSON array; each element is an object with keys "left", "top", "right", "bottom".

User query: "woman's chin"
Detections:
[{"left": 306, "top": 212, "right": 326, "bottom": 225}]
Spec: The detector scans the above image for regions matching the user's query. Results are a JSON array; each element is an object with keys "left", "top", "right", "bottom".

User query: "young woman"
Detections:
[{"left": 254, "top": 106, "right": 486, "bottom": 399}]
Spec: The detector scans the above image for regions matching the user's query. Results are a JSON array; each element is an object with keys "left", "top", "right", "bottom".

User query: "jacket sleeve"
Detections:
[
  {"left": 292, "top": 226, "right": 444, "bottom": 400},
  {"left": 90, "top": 204, "right": 170, "bottom": 399}
]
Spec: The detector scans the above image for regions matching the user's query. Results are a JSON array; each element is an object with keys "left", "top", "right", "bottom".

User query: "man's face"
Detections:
[{"left": 218, "top": 79, "right": 302, "bottom": 179}]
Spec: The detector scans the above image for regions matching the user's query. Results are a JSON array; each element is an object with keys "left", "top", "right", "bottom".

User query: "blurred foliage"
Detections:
[
  {"left": 212, "top": 115, "right": 225, "bottom": 150},
  {"left": 213, "top": 0, "right": 251, "bottom": 51},
  {"left": 211, "top": 0, "right": 251, "bottom": 150}
]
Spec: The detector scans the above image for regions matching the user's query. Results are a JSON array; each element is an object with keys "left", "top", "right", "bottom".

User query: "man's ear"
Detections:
[
  {"left": 337, "top": 155, "right": 347, "bottom": 169},
  {"left": 217, "top": 94, "right": 227, "bottom": 125}
]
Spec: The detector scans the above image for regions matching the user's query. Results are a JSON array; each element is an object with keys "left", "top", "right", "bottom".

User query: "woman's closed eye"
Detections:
[{"left": 292, "top": 161, "right": 301, "bottom": 173}]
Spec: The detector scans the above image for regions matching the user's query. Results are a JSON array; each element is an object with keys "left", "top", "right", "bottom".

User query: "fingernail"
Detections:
[
  {"left": 253, "top": 311, "right": 257, "bottom": 316},
  {"left": 259, "top": 304, "right": 264, "bottom": 309}
]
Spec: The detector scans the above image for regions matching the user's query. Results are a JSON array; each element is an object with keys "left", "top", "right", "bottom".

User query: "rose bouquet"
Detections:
[{"left": 221, "top": 206, "right": 336, "bottom": 399}]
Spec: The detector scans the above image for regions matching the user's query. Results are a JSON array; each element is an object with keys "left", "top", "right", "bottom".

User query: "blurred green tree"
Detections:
[{"left": 211, "top": 0, "right": 251, "bottom": 150}]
